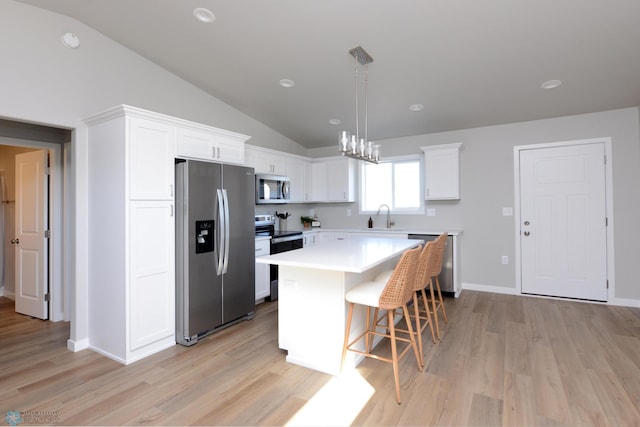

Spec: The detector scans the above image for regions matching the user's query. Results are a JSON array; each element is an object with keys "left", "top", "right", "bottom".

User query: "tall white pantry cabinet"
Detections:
[{"left": 85, "top": 106, "right": 177, "bottom": 364}]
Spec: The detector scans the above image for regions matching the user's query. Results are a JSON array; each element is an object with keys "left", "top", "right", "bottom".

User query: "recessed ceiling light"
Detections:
[
  {"left": 193, "top": 8, "right": 215, "bottom": 23},
  {"left": 279, "top": 79, "right": 295, "bottom": 88},
  {"left": 61, "top": 32, "right": 80, "bottom": 49},
  {"left": 329, "top": 119, "right": 341, "bottom": 125},
  {"left": 541, "top": 79, "right": 562, "bottom": 89},
  {"left": 409, "top": 104, "right": 424, "bottom": 112}
]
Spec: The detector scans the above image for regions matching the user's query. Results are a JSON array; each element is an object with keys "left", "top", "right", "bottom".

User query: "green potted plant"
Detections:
[{"left": 300, "top": 216, "right": 314, "bottom": 228}]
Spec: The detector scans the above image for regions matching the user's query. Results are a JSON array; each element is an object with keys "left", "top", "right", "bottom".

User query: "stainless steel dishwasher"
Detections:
[{"left": 408, "top": 234, "right": 454, "bottom": 296}]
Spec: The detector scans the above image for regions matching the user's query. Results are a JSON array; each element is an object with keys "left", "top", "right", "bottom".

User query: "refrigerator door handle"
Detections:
[
  {"left": 216, "top": 189, "right": 225, "bottom": 276},
  {"left": 222, "top": 189, "right": 231, "bottom": 274}
]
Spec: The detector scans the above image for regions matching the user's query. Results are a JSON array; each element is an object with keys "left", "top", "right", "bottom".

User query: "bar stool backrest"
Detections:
[
  {"left": 378, "top": 246, "right": 421, "bottom": 310},
  {"left": 415, "top": 241, "right": 435, "bottom": 291},
  {"left": 427, "top": 233, "right": 448, "bottom": 277}
]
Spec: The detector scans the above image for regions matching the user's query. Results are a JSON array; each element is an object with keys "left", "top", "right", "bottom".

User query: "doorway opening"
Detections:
[{"left": 0, "top": 118, "right": 72, "bottom": 323}]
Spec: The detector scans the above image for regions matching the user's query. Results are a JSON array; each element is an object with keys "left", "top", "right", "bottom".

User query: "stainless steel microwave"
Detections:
[{"left": 255, "top": 174, "right": 290, "bottom": 204}]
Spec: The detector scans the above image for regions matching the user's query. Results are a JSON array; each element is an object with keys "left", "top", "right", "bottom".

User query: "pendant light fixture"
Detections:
[{"left": 338, "top": 46, "right": 380, "bottom": 164}]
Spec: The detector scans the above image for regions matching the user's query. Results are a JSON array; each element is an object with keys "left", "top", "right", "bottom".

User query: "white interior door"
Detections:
[
  {"left": 14, "top": 150, "right": 48, "bottom": 319},
  {"left": 519, "top": 143, "right": 607, "bottom": 301}
]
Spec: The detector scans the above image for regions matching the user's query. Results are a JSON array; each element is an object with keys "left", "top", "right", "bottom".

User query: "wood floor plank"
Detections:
[
  {"left": 467, "top": 393, "right": 503, "bottom": 426},
  {"left": 2, "top": 293, "right": 640, "bottom": 426}
]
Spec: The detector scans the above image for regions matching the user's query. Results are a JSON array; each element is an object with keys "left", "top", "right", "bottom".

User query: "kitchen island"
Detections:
[{"left": 256, "top": 237, "right": 422, "bottom": 375}]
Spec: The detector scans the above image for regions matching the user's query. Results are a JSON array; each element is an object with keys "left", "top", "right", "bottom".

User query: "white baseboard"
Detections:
[
  {"left": 67, "top": 338, "right": 89, "bottom": 352},
  {"left": 2, "top": 290, "right": 15, "bottom": 300},
  {"left": 610, "top": 297, "right": 640, "bottom": 308},
  {"left": 462, "top": 282, "right": 640, "bottom": 308},
  {"left": 462, "top": 282, "right": 517, "bottom": 295}
]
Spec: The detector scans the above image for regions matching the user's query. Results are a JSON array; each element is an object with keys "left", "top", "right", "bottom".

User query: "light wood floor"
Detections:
[{"left": 1, "top": 291, "right": 640, "bottom": 426}]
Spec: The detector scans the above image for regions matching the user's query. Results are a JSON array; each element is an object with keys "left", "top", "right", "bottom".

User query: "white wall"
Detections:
[
  {"left": 0, "top": 1, "right": 308, "bottom": 347},
  {"left": 310, "top": 108, "right": 640, "bottom": 302}
]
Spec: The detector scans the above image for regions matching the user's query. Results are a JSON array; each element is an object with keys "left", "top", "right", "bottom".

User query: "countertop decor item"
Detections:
[
  {"left": 300, "top": 216, "right": 314, "bottom": 228},
  {"left": 338, "top": 46, "right": 380, "bottom": 164}
]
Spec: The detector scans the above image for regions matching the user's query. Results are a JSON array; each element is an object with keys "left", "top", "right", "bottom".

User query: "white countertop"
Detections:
[
  {"left": 256, "top": 237, "right": 422, "bottom": 273},
  {"left": 297, "top": 227, "right": 462, "bottom": 236}
]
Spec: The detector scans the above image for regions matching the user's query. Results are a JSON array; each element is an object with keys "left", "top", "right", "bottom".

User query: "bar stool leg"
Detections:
[
  {"left": 435, "top": 276, "right": 448, "bottom": 324},
  {"left": 419, "top": 288, "right": 437, "bottom": 344},
  {"left": 340, "top": 302, "right": 355, "bottom": 372},
  {"left": 427, "top": 277, "right": 441, "bottom": 340},
  {"left": 412, "top": 292, "right": 425, "bottom": 366},
  {"left": 388, "top": 310, "right": 402, "bottom": 404}
]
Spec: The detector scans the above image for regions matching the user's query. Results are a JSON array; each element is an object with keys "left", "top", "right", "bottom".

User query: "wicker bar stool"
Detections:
[
  {"left": 372, "top": 241, "right": 437, "bottom": 361},
  {"left": 423, "top": 232, "right": 448, "bottom": 339},
  {"left": 340, "top": 246, "right": 423, "bottom": 404}
]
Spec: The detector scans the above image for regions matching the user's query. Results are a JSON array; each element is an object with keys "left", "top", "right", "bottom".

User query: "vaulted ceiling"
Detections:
[{"left": 15, "top": 0, "right": 640, "bottom": 148}]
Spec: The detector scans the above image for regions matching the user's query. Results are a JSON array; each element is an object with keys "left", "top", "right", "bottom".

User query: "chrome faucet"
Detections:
[{"left": 376, "top": 204, "right": 394, "bottom": 228}]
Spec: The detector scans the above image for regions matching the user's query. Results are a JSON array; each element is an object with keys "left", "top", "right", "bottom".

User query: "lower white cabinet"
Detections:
[
  {"left": 303, "top": 231, "right": 319, "bottom": 247},
  {"left": 129, "top": 201, "right": 175, "bottom": 351},
  {"left": 255, "top": 239, "right": 271, "bottom": 302}
]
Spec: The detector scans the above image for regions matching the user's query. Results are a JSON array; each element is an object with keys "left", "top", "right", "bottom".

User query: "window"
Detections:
[{"left": 359, "top": 156, "right": 424, "bottom": 214}]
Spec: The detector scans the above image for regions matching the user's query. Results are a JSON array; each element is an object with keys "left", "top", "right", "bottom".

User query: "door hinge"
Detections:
[
  {"left": 45, "top": 166, "right": 51, "bottom": 175},
  {"left": 606, "top": 280, "right": 609, "bottom": 289},
  {"left": 605, "top": 217, "right": 608, "bottom": 227},
  {"left": 44, "top": 293, "right": 50, "bottom": 302},
  {"left": 44, "top": 229, "right": 50, "bottom": 238}
]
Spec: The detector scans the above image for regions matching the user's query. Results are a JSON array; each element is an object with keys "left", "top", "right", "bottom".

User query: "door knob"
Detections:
[
  {"left": 11, "top": 238, "right": 19, "bottom": 244},
  {"left": 523, "top": 231, "right": 530, "bottom": 236}
]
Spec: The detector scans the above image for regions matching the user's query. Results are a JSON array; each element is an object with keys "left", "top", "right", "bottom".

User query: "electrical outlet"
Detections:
[
  {"left": 426, "top": 208, "right": 436, "bottom": 217},
  {"left": 346, "top": 209, "right": 351, "bottom": 217},
  {"left": 502, "top": 207, "right": 513, "bottom": 216},
  {"left": 501, "top": 256, "right": 509, "bottom": 265}
]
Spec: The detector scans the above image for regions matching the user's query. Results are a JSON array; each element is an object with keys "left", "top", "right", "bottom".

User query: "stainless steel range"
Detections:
[{"left": 255, "top": 215, "right": 303, "bottom": 301}]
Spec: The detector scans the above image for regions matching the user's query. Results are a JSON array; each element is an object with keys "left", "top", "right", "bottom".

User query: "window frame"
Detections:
[{"left": 358, "top": 154, "right": 425, "bottom": 215}]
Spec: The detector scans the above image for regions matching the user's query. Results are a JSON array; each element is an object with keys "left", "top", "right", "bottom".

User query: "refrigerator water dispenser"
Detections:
[{"left": 195, "top": 220, "right": 215, "bottom": 253}]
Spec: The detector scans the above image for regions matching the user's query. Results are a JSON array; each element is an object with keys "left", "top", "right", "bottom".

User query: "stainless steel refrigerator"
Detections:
[{"left": 175, "top": 159, "right": 255, "bottom": 346}]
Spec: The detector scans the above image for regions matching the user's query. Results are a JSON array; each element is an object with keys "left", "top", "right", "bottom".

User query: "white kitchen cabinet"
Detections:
[
  {"left": 84, "top": 105, "right": 177, "bottom": 364},
  {"left": 309, "top": 157, "right": 355, "bottom": 203},
  {"left": 310, "top": 162, "right": 328, "bottom": 202},
  {"left": 129, "top": 200, "right": 175, "bottom": 351},
  {"left": 255, "top": 238, "right": 271, "bottom": 302},
  {"left": 245, "top": 145, "right": 286, "bottom": 175},
  {"left": 176, "top": 126, "right": 247, "bottom": 165},
  {"left": 286, "top": 157, "right": 310, "bottom": 202},
  {"left": 327, "top": 158, "right": 355, "bottom": 202},
  {"left": 303, "top": 231, "right": 319, "bottom": 247},
  {"left": 129, "top": 117, "right": 175, "bottom": 200},
  {"left": 420, "top": 143, "right": 462, "bottom": 200}
]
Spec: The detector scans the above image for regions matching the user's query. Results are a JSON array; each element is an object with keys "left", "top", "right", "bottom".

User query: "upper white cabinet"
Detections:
[
  {"left": 286, "top": 157, "right": 311, "bottom": 202},
  {"left": 421, "top": 143, "right": 462, "bottom": 200},
  {"left": 326, "top": 158, "right": 355, "bottom": 202},
  {"left": 129, "top": 117, "right": 175, "bottom": 200},
  {"left": 309, "top": 162, "right": 328, "bottom": 202},
  {"left": 176, "top": 126, "right": 247, "bottom": 165},
  {"left": 309, "top": 157, "right": 355, "bottom": 202},
  {"left": 245, "top": 145, "right": 286, "bottom": 175}
]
